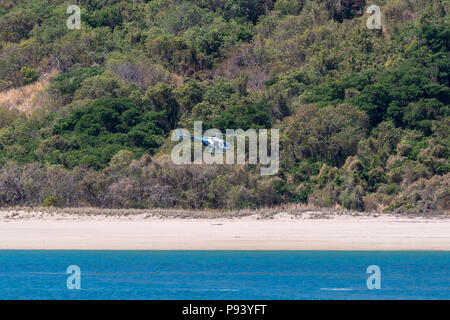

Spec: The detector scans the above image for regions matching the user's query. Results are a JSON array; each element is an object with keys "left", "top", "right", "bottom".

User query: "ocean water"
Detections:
[{"left": 0, "top": 251, "right": 448, "bottom": 300}]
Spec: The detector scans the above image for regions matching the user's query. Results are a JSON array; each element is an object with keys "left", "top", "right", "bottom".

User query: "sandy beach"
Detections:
[{"left": 0, "top": 209, "right": 449, "bottom": 250}]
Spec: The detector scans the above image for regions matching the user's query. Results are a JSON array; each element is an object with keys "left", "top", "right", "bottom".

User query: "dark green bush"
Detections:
[{"left": 21, "top": 67, "right": 40, "bottom": 85}]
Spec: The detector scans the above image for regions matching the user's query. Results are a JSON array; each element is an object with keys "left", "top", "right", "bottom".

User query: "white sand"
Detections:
[{"left": 0, "top": 212, "right": 449, "bottom": 250}]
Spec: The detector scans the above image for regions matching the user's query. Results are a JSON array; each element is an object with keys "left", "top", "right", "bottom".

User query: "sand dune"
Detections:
[{"left": 0, "top": 210, "right": 448, "bottom": 250}]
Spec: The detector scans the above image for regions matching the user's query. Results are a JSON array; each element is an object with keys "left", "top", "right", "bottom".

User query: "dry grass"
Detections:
[
  {"left": 1, "top": 203, "right": 446, "bottom": 220},
  {"left": 0, "top": 70, "right": 57, "bottom": 116},
  {"left": 0, "top": 203, "right": 396, "bottom": 220}
]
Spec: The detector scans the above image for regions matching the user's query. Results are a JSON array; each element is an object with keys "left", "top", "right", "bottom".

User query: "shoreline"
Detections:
[{"left": 1, "top": 210, "right": 449, "bottom": 250}]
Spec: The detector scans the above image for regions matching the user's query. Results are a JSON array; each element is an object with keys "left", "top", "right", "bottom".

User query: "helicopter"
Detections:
[{"left": 177, "top": 128, "right": 232, "bottom": 154}]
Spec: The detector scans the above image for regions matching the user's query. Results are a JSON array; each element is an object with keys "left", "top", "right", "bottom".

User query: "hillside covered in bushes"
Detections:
[{"left": 0, "top": 0, "right": 448, "bottom": 213}]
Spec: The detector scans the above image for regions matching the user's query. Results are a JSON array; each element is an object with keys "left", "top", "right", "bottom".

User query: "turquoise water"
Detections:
[{"left": 0, "top": 251, "right": 448, "bottom": 300}]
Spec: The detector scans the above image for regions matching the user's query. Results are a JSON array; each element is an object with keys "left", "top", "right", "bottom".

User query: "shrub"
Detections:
[
  {"left": 43, "top": 195, "right": 59, "bottom": 207},
  {"left": 21, "top": 67, "right": 40, "bottom": 85},
  {"left": 308, "top": 184, "right": 337, "bottom": 208},
  {"left": 108, "top": 150, "right": 134, "bottom": 170},
  {"left": 0, "top": 79, "right": 9, "bottom": 91},
  {"left": 216, "top": 102, "right": 272, "bottom": 131},
  {"left": 51, "top": 67, "right": 104, "bottom": 96},
  {"left": 52, "top": 97, "right": 167, "bottom": 169},
  {"left": 274, "top": 0, "right": 304, "bottom": 15}
]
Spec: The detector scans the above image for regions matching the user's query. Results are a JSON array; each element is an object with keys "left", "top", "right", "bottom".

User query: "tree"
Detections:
[
  {"left": 284, "top": 104, "right": 369, "bottom": 167},
  {"left": 143, "top": 83, "right": 179, "bottom": 130},
  {"left": 216, "top": 102, "right": 272, "bottom": 131},
  {"left": 0, "top": 9, "right": 39, "bottom": 43},
  {"left": 175, "top": 79, "right": 204, "bottom": 113}
]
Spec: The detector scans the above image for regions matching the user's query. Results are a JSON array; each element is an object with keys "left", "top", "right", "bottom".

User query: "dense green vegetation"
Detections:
[{"left": 0, "top": 0, "right": 448, "bottom": 213}]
